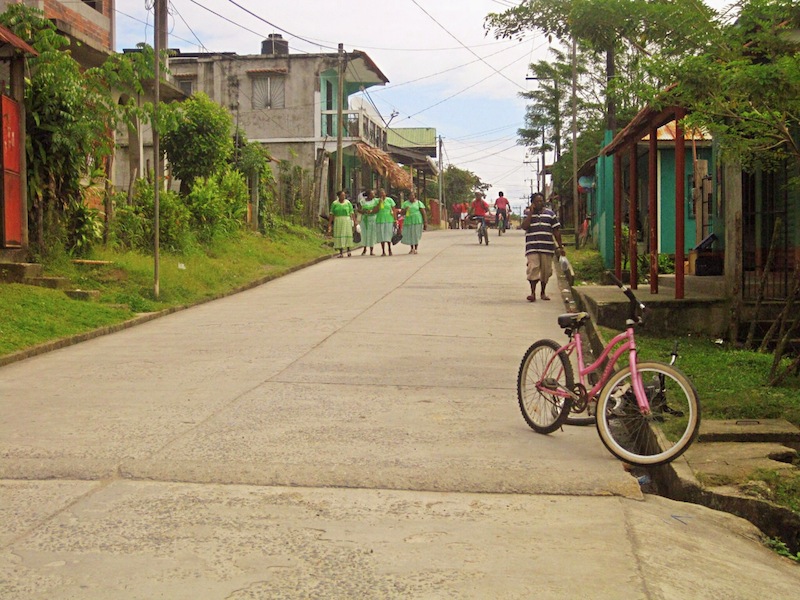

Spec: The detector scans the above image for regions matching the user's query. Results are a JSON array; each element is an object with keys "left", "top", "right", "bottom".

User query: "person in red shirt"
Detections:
[
  {"left": 494, "top": 191, "right": 510, "bottom": 231},
  {"left": 469, "top": 191, "right": 490, "bottom": 244},
  {"left": 450, "top": 202, "right": 462, "bottom": 229}
]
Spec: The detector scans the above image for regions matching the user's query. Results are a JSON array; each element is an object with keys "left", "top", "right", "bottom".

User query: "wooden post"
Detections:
[
  {"left": 629, "top": 144, "right": 638, "bottom": 289},
  {"left": 649, "top": 128, "right": 658, "bottom": 294},
  {"left": 614, "top": 152, "right": 623, "bottom": 279},
  {"left": 675, "top": 109, "right": 686, "bottom": 299}
]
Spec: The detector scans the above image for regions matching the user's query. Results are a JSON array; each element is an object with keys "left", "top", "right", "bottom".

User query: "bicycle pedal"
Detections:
[{"left": 541, "top": 378, "right": 560, "bottom": 390}]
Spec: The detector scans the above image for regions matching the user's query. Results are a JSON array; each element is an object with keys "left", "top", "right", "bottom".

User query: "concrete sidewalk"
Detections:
[{"left": 1, "top": 228, "right": 798, "bottom": 598}]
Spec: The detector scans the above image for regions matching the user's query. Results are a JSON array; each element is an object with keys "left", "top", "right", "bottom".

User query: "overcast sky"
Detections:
[{"left": 115, "top": 0, "right": 734, "bottom": 212}]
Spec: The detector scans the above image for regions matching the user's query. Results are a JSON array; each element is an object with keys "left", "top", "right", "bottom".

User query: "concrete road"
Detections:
[{"left": 1, "top": 229, "right": 798, "bottom": 598}]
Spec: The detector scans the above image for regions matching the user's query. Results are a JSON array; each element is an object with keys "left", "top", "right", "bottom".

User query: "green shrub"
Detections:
[
  {"left": 637, "top": 253, "right": 676, "bottom": 277},
  {"left": 109, "top": 180, "right": 193, "bottom": 252},
  {"left": 65, "top": 200, "right": 103, "bottom": 256},
  {"left": 183, "top": 169, "right": 248, "bottom": 243}
]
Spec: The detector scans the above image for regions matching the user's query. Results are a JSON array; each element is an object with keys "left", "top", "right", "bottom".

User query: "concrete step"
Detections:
[
  {"left": 64, "top": 289, "right": 101, "bottom": 302},
  {"left": 0, "top": 262, "right": 43, "bottom": 282},
  {"left": 23, "top": 276, "right": 72, "bottom": 290},
  {"left": 698, "top": 419, "right": 800, "bottom": 449}
]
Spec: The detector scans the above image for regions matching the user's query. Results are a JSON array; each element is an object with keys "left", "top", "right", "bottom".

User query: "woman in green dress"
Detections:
[
  {"left": 400, "top": 193, "right": 427, "bottom": 254},
  {"left": 375, "top": 188, "right": 397, "bottom": 257},
  {"left": 327, "top": 190, "right": 356, "bottom": 257},
  {"left": 358, "top": 189, "right": 379, "bottom": 255}
]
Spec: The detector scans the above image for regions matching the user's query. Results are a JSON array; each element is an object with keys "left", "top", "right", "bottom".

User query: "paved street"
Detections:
[{"left": 2, "top": 228, "right": 798, "bottom": 598}]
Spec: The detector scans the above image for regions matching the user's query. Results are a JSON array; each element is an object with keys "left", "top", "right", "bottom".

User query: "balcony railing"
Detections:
[{"left": 321, "top": 108, "right": 387, "bottom": 150}]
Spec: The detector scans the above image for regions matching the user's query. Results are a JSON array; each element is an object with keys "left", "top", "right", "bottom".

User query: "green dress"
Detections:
[
  {"left": 375, "top": 197, "right": 396, "bottom": 243},
  {"left": 359, "top": 197, "right": 379, "bottom": 247},
  {"left": 401, "top": 200, "right": 425, "bottom": 245},
  {"left": 330, "top": 200, "right": 354, "bottom": 249}
]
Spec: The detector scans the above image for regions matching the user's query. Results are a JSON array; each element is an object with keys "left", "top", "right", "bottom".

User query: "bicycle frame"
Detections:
[{"left": 537, "top": 325, "right": 653, "bottom": 414}]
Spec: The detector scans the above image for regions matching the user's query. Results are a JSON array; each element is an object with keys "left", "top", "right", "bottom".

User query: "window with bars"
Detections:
[
  {"left": 177, "top": 79, "right": 195, "bottom": 97},
  {"left": 252, "top": 76, "right": 285, "bottom": 109}
]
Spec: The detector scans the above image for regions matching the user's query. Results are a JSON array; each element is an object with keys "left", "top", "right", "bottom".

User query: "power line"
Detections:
[
  {"left": 410, "top": 0, "right": 527, "bottom": 92},
  {"left": 223, "top": 0, "right": 337, "bottom": 50},
  {"left": 405, "top": 47, "right": 532, "bottom": 119}
]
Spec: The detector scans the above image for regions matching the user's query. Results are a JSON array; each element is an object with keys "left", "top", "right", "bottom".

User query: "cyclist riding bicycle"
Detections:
[
  {"left": 494, "top": 191, "right": 510, "bottom": 232},
  {"left": 469, "top": 192, "right": 490, "bottom": 245}
]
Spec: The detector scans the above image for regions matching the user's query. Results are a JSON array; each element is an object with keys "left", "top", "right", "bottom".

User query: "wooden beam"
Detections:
[
  {"left": 649, "top": 128, "right": 659, "bottom": 294},
  {"left": 614, "top": 153, "right": 623, "bottom": 279},
  {"left": 629, "top": 144, "right": 638, "bottom": 289},
  {"left": 675, "top": 109, "right": 686, "bottom": 299}
]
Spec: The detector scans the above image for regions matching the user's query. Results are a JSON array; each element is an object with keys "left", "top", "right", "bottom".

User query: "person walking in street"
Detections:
[
  {"left": 450, "top": 202, "right": 462, "bottom": 229},
  {"left": 328, "top": 190, "right": 357, "bottom": 258},
  {"left": 375, "top": 188, "right": 397, "bottom": 257},
  {"left": 521, "top": 192, "right": 565, "bottom": 301},
  {"left": 358, "top": 189, "right": 379, "bottom": 256},
  {"left": 400, "top": 193, "right": 427, "bottom": 254}
]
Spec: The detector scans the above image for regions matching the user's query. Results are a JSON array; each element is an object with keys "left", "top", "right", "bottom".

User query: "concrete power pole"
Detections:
[
  {"left": 571, "top": 36, "right": 579, "bottom": 249},
  {"left": 438, "top": 135, "right": 443, "bottom": 222},
  {"left": 153, "top": 0, "right": 167, "bottom": 299},
  {"left": 335, "top": 43, "right": 344, "bottom": 193}
]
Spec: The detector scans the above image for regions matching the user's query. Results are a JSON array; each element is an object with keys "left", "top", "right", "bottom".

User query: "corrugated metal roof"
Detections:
[
  {"left": 387, "top": 128, "right": 436, "bottom": 149},
  {"left": 643, "top": 121, "right": 711, "bottom": 142},
  {"left": 0, "top": 23, "right": 37, "bottom": 56}
]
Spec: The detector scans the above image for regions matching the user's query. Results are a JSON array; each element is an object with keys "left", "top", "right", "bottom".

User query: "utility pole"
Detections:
[
  {"left": 335, "top": 43, "right": 344, "bottom": 193},
  {"left": 153, "top": 0, "right": 166, "bottom": 299},
  {"left": 438, "top": 135, "right": 443, "bottom": 218},
  {"left": 540, "top": 128, "right": 546, "bottom": 195},
  {"left": 571, "top": 35, "right": 579, "bottom": 249}
]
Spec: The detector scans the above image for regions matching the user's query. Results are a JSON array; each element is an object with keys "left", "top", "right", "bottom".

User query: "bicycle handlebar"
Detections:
[{"left": 606, "top": 271, "right": 646, "bottom": 321}]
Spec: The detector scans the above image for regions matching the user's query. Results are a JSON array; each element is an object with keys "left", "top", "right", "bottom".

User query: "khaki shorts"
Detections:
[{"left": 526, "top": 253, "right": 553, "bottom": 283}]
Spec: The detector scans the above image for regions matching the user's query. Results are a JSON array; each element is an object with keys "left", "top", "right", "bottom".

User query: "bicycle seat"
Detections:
[{"left": 557, "top": 312, "right": 590, "bottom": 330}]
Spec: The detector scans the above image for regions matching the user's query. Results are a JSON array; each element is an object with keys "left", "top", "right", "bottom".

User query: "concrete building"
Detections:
[
  {"left": 164, "top": 35, "right": 414, "bottom": 220},
  {"left": 0, "top": 0, "right": 114, "bottom": 66}
]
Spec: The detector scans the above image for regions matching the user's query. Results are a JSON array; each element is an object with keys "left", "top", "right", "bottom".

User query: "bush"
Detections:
[
  {"left": 185, "top": 170, "right": 247, "bottom": 243},
  {"left": 109, "top": 180, "right": 194, "bottom": 253},
  {"left": 65, "top": 200, "right": 104, "bottom": 256}
]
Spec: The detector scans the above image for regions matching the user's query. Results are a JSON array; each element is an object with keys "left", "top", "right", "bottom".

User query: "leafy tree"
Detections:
[
  {"left": 0, "top": 5, "right": 120, "bottom": 255},
  {"left": 664, "top": 0, "right": 800, "bottom": 172},
  {"left": 426, "top": 165, "right": 489, "bottom": 212},
  {"left": 487, "top": 0, "right": 718, "bottom": 129},
  {"left": 161, "top": 92, "right": 234, "bottom": 193}
]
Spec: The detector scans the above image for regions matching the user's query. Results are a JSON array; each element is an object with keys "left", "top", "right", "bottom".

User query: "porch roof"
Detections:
[
  {"left": 0, "top": 23, "right": 37, "bottom": 57},
  {"left": 355, "top": 143, "right": 413, "bottom": 190},
  {"left": 387, "top": 145, "right": 439, "bottom": 177},
  {"left": 600, "top": 105, "right": 685, "bottom": 156}
]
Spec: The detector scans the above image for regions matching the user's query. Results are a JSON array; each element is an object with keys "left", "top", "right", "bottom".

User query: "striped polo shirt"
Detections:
[{"left": 525, "top": 209, "right": 560, "bottom": 255}]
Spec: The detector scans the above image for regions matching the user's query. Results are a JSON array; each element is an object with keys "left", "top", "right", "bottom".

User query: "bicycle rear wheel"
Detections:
[
  {"left": 517, "top": 339, "right": 573, "bottom": 434},
  {"left": 595, "top": 361, "right": 700, "bottom": 466}
]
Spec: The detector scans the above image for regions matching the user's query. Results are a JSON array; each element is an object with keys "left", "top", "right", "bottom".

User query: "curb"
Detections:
[
  {"left": 0, "top": 254, "right": 332, "bottom": 369},
  {"left": 563, "top": 273, "right": 800, "bottom": 554},
  {"left": 655, "top": 456, "right": 800, "bottom": 554}
]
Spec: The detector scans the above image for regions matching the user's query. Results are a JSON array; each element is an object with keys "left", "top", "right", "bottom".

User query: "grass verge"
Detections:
[
  {"left": 1, "top": 224, "right": 331, "bottom": 357},
  {"left": 577, "top": 244, "right": 799, "bottom": 539}
]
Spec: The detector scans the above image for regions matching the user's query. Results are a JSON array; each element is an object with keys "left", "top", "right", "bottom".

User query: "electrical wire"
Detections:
[{"left": 410, "top": 0, "right": 527, "bottom": 92}]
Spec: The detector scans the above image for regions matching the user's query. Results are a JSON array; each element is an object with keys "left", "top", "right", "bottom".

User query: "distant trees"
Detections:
[
  {"left": 488, "top": 0, "right": 800, "bottom": 178},
  {"left": 427, "top": 165, "right": 490, "bottom": 213}
]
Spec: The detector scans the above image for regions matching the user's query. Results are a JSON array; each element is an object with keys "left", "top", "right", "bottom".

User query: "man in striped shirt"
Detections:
[{"left": 522, "top": 192, "right": 565, "bottom": 302}]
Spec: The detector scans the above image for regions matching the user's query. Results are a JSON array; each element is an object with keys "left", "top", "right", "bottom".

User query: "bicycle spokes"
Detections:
[{"left": 596, "top": 362, "right": 700, "bottom": 466}]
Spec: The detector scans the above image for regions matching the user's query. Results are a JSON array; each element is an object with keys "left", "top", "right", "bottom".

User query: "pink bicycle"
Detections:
[{"left": 517, "top": 273, "right": 701, "bottom": 466}]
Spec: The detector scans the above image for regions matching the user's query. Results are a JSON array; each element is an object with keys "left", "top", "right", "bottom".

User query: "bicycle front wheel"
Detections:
[
  {"left": 595, "top": 361, "right": 700, "bottom": 466},
  {"left": 517, "top": 339, "right": 574, "bottom": 434}
]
